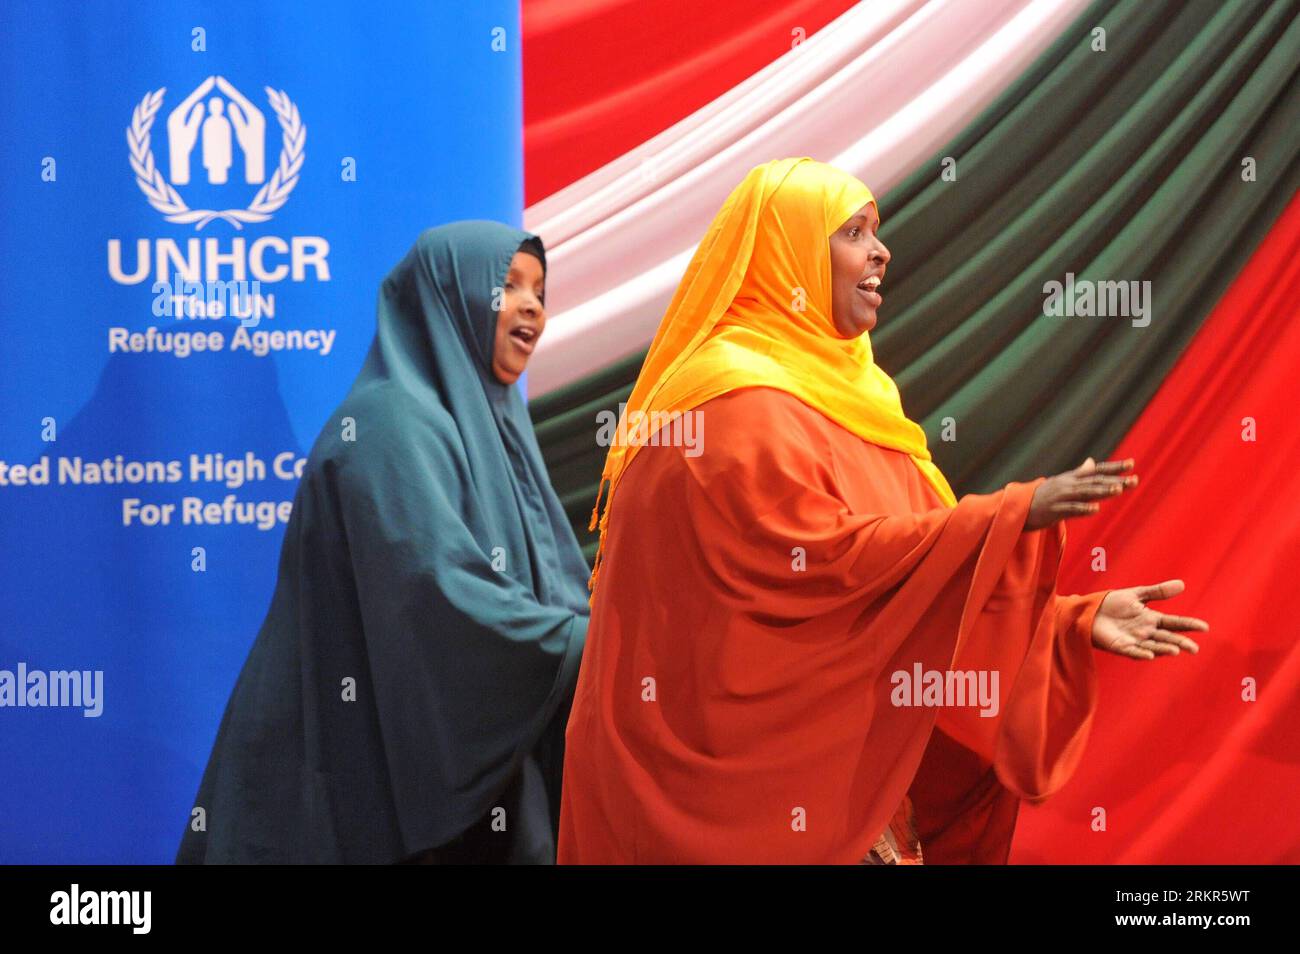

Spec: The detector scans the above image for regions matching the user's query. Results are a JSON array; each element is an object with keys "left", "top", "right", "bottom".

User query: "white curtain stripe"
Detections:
[{"left": 524, "top": 0, "right": 1092, "bottom": 398}]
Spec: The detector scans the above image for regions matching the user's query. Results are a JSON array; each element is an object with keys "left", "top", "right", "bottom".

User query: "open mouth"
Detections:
[
  {"left": 856, "top": 275, "right": 883, "bottom": 306},
  {"left": 509, "top": 325, "right": 538, "bottom": 353}
]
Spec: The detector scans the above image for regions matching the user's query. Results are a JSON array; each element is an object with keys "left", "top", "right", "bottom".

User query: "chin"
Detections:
[
  {"left": 837, "top": 314, "right": 874, "bottom": 337},
  {"left": 493, "top": 363, "right": 523, "bottom": 386}
]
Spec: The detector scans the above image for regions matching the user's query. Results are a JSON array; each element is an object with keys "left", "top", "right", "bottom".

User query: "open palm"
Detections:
[{"left": 1092, "top": 579, "right": 1209, "bottom": 660}]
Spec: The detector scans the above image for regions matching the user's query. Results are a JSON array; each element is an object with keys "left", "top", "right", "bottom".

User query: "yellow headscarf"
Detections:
[{"left": 587, "top": 157, "right": 957, "bottom": 598}]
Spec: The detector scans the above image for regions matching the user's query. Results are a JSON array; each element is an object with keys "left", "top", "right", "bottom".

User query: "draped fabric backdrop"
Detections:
[{"left": 522, "top": 0, "right": 1300, "bottom": 863}]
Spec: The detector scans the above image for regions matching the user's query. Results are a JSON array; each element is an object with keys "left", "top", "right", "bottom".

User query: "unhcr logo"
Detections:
[
  {"left": 127, "top": 75, "right": 305, "bottom": 229},
  {"left": 110, "top": 76, "right": 330, "bottom": 328}
]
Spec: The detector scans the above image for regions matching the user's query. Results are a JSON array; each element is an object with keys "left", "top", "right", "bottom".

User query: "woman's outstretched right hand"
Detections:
[{"left": 1025, "top": 456, "right": 1137, "bottom": 531}]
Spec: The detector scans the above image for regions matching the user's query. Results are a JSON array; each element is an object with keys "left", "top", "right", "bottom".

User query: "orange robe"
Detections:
[{"left": 558, "top": 387, "right": 1107, "bottom": 864}]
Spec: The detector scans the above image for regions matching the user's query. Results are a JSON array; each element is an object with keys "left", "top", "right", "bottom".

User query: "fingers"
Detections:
[
  {"left": 1136, "top": 579, "right": 1186, "bottom": 602},
  {"left": 1033, "top": 458, "right": 1137, "bottom": 529},
  {"left": 1075, "top": 457, "right": 1134, "bottom": 476},
  {"left": 1142, "top": 637, "right": 1182, "bottom": 656},
  {"left": 1152, "top": 614, "right": 1207, "bottom": 655},
  {"left": 1151, "top": 629, "right": 1200, "bottom": 654},
  {"left": 1046, "top": 474, "right": 1138, "bottom": 523},
  {"left": 1119, "top": 637, "right": 1179, "bottom": 661},
  {"left": 1159, "top": 614, "right": 1209, "bottom": 633},
  {"left": 1119, "top": 612, "right": 1208, "bottom": 660},
  {"left": 1070, "top": 476, "right": 1137, "bottom": 500},
  {"left": 1055, "top": 461, "right": 1139, "bottom": 514},
  {"left": 1121, "top": 643, "right": 1157, "bottom": 661}
]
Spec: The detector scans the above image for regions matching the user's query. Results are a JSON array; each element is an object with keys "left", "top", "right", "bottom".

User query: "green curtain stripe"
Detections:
[{"left": 531, "top": 0, "right": 1300, "bottom": 562}]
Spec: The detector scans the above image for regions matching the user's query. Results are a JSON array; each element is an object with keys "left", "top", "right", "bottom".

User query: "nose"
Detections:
[
  {"left": 518, "top": 293, "right": 544, "bottom": 322},
  {"left": 871, "top": 236, "right": 891, "bottom": 267}
]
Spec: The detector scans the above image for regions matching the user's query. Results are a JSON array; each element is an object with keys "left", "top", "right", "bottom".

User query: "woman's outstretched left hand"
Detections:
[{"left": 1091, "top": 579, "right": 1209, "bottom": 660}]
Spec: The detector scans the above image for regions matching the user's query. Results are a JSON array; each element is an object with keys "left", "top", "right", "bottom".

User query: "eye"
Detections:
[{"left": 847, "top": 226, "right": 861, "bottom": 238}]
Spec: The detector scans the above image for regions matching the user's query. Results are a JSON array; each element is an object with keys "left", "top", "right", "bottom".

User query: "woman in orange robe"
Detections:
[{"left": 558, "top": 158, "right": 1209, "bottom": 864}]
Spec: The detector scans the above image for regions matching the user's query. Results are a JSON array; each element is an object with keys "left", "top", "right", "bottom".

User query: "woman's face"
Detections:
[
  {"left": 491, "top": 250, "right": 546, "bottom": 385},
  {"left": 827, "top": 202, "right": 890, "bottom": 337}
]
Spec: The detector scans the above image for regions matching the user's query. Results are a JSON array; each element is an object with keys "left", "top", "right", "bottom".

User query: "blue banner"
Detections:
[{"left": 0, "top": 0, "right": 524, "bottom": 862}]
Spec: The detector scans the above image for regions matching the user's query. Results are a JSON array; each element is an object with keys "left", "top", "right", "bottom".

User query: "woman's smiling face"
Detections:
[
  {"left": 491, "top": 250, "right": 546, "bottom": 385},
  {"left": 828, "top": 202, "right": 890, "bottom": 338}
]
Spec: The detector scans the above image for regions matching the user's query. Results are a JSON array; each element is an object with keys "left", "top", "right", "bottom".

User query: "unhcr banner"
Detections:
[{"left": 0, "top": 0, "right": 524, "bottom": 862}]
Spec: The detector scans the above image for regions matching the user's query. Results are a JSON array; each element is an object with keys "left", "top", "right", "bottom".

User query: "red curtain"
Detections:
[
  {"left": 1012, "top": 190, "right": 1300, "bottom": 863},
  {"left": 522, "top": 0, "right": 858, "bottom": 204}
]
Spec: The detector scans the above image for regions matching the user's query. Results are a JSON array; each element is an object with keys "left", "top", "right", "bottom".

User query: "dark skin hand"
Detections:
[
  {"left": 1026, "top": 456, "right": 1210, "bottom": 660},
  {"left": 826, "top": 206, "right": 1210, "bottom": 661},
  {"left": 1026, "top": 456, "right": 1138, "bottom": 530},
  {"left": 1091, "top": 579, "right": 1209, "bottom": 661}
]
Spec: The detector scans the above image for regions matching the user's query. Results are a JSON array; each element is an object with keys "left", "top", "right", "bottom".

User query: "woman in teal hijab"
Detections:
[{"left": 177, "top": 221, "right": 590, "bottom": 864}]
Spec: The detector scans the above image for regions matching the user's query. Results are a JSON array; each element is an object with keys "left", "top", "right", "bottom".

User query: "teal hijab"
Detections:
[{"left": 178, "top": 221, "right": 590, "bottom": 863}]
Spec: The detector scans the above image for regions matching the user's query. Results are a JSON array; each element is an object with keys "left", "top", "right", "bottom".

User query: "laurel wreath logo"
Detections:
[{"left": 127, "top": 85, "right": 306, "bottom": 230}]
